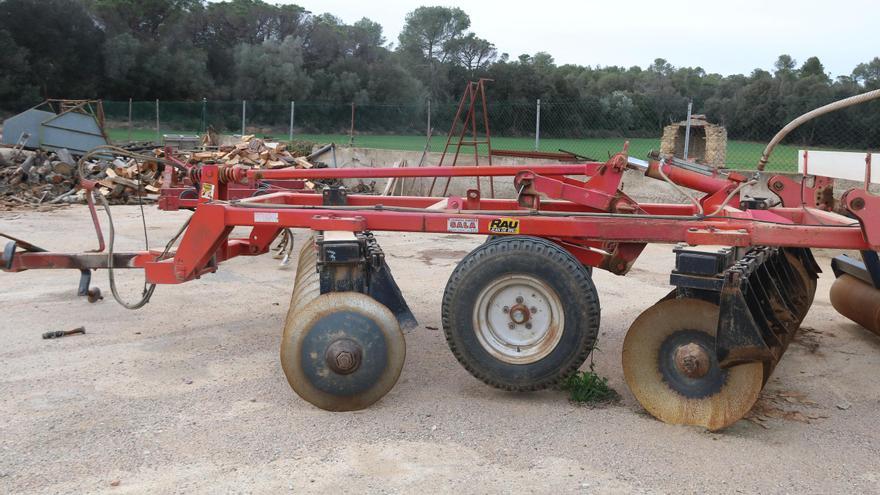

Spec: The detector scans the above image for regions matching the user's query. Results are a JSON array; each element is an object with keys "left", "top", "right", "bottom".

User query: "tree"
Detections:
[
  {"left": 853, "top": 57, "right": 880, "bottom": 88},
  {"left": 102, "top": 33, "right": 142, "bottom": 97},
  {"left": 649, "top": 58, "right": 673, "bottom": 76},
  {"left": 773, "top": 54, "right": 796, "bottom": 78},
  {"left": 90, "top": 0, "right": 201, "bottom": 39},
  {"left": 0, "top": 0, "right": 104, "bottom": 98},
  {"left": 0, "top": 0, "right": 874, "bottom": 151},
  {"left": 350, "top": 18, "right": 385, "bottom": 57},
  {"left": 447, "top": 33, "right": 496, "bottom": 74},
  {"left": 233, "top": 36, "right": 312, "bottom": 101},
  {"left": 800, "top": 56, "right": 829, "bottom": 81},
  {"left": 601, "top": 90, "right": 635, "bottom": 130},
  {"left": 398, "top": 6, "right": 469, "bottom": 63},
  {"left": 193, "top": 0, "right": 309, "bottom": 95},
  {"left": 398, "top": 6, "right": 470, "bottom": 97},
  {"left": 0, "top": 29, "right": 39, "bottom": 106},
  {"left": 194, "top": 0, "right": 308, "bottom": 45}
]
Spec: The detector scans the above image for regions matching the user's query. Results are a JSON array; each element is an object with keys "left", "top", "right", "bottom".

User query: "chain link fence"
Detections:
[{"left": 99, "top": 98, "right": 880, "bottom": 172}]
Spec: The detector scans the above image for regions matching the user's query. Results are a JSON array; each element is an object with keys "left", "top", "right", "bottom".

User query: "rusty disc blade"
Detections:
[
  {"left": 784, "top": 251, "right": 816, "bottom": 322},
  {"left": 622, "top": 298, "right": 763, "bottom": 431},
  {"left": 281, "top": 292, "right": 405, "bottom": 412}
]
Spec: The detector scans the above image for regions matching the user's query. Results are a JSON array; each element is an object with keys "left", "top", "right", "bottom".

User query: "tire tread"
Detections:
[{"left": 441, "top": 236, "right": 600, "bottom": 391}]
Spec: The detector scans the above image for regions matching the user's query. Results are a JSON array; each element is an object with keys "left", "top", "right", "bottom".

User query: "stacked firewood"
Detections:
[
  {"left": 0, "top": 147, "right": 159, "bottom": 209},
  {"left": 182, "top": 135, "right": 314, "bottom": 169},
  {"left": 0, "top": 135, "right": 350, "bottom": 210}
]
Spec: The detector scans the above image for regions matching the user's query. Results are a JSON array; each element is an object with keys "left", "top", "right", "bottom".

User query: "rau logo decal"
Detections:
[{"left": 488, "top": 218, "right": 520, "bottom": 234}]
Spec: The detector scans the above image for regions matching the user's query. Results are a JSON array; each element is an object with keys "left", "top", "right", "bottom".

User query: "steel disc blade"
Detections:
[
  {"left": 281, "top": 292, "right": 405, "bottom": 411},
  {"left": 784, "top": 251, "right": 816, "bottom": 322},
  {"left": 622, "top": 298, "right": 763, "bottom": 431}
]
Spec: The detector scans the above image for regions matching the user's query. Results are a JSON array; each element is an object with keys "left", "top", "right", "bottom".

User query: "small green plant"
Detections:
[{"left": 561, "top": 363, "right": 619, "bottom": 405}]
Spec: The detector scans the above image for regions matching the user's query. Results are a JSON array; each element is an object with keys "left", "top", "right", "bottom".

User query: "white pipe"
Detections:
[{"left": 758, "top": 88, "right": 880, "bottom": 171}]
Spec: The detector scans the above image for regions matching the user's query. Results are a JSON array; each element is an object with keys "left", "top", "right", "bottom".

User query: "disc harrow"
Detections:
[
  {"left": 3, "top": 91, "right": 880, "bottom": 430},
  {"left": 623, "top": 246, "right": 818, "bottom": 429}
]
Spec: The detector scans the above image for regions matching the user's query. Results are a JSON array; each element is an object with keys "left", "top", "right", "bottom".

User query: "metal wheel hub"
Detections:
[
  {"left": 298, "top": 310, "right": 390, "bottom": 397},
  {"left": 673, "top": 343, "right": 710, "bottom": 379},
  {"left": 658, "top": 330, "right": 727, "bottom": 399},
  {"left": 325, "top": 338, "right": 363, "bottom": 375},
  {"left": 473, "top": 274, "right": 564, "bottom": 364}
]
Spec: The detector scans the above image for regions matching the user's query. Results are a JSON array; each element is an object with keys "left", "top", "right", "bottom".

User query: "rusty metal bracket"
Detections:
[
  {"left": 842, "top": 189, "right": 880, "bottom": 249},
  {"left": 716, "top": 270, "right": 775, "bottom": 367},
  {"left": 316, "top": 231, "right": 417, "bottom": 329},
  {"left": 768, "top": 174, "right": 835, "bottom": 210}
]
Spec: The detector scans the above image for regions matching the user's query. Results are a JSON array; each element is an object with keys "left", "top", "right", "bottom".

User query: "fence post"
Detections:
[
  {"left": 155, "top": 98, "right": 160, "bottom": 144},
  {"left": 201, "top": 97, "right": 207, "bottom": 134},
  {"left": 127, "top": 97, "right": 132, "bottom": 143},
  {"left": 426, "top": 98, "right": 432, "bottom": 151},
  {"left": 535, "top": 99, "right": 541, "bottom": 151},
  {"left": 289, "top": 101, "right": 295, "bottom": 142},
  {"left": 349, "top": 102, "right": 355, "bottom": 146},
  {"left": 241, "top": 100, "right": 247, "bottom": 136},
  {"left": 683, "top": 100, "right": 693, "bottom": 160}
]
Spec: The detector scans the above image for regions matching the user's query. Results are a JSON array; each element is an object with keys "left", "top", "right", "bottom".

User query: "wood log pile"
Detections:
[
  {"left": 176, "top": 135, "right": 333, "bottom": 190},
  {"left": 184, "top": 135, "right": 312, "bottom": 169},
  {"left": 0, "top": 136, "right": 376, "bottom": 210},
  {"left": 0, "top": 146, "right": 164, "bottom": 211}
]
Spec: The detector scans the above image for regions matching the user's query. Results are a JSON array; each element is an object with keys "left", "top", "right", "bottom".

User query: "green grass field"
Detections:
[{"left": 107, "top": 128, "right": 800, "bottom": 172}]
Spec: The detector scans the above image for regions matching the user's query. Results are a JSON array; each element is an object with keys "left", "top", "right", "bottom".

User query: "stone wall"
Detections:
[{"left": 659, "top": 117, "right": 727, "bottom": 167}]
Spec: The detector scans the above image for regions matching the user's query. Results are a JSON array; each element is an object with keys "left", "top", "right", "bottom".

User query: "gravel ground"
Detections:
[{"left": 1, "top": 205, "right": 879, "bottom": 494}]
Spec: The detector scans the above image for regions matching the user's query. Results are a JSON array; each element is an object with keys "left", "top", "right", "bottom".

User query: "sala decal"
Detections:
[{"left": 447, "top": 218, "right": 479, "bottom": 233}]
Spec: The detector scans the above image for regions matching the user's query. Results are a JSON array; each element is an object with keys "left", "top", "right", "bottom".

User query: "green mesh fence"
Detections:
[{"left": 97, "top": 99, "right": 879, "bottom": 172}]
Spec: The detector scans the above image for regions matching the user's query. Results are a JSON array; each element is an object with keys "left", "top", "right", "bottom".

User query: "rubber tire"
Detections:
[
  {"left": 442, "top": 236, "right": 601, "bottom": 391},
  {"left": 485, "top": 235, "right": 593, "bottom": 276}
]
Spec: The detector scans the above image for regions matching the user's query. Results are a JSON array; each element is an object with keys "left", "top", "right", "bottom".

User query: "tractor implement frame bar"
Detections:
[
  {"left": 250, "top": 164, "right": 602, "bottom": 181},
  {"left": 3, "top": 150, "right": 878, "bottom": 291}
]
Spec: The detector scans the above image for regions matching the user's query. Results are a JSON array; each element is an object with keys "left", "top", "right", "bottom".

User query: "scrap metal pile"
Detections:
[{"left": 3, "top": 89, "right": 880, "bottom": 432}]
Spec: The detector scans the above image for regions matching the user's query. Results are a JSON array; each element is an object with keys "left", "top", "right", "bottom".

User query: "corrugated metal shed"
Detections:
[{"left": 2, "top": 100, "right": 108, "bottom": 154}]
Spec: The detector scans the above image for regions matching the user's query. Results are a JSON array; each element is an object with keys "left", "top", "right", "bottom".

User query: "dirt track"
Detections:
[{"left": 2, "top": 205, "right": 880, "bottom": 494}]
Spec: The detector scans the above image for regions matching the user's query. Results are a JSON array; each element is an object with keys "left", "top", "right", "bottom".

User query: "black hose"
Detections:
[{"left": 95, "top": 192, "right": 192, "bottom": 310}]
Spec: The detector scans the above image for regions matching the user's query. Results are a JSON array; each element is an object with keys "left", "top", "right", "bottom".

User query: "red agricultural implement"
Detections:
[{"left": 3, "top": 91, "right": 880, "bottom": 430}]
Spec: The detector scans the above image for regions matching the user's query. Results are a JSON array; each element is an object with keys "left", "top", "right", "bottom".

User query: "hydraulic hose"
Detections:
[
  {"left": 758, "top": 88, "right": 880, "bottom": 171},
  {"left": 96, "top": 191, "right": 156, "bottom": 309},
  {"left": 95, "top": 191, "right": 192, "bottom": 310}
]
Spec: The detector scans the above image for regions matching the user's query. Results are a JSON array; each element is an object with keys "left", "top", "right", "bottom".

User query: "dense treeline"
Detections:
[{"left": 0, "top": 0, "right": 877, "bottom": 146}]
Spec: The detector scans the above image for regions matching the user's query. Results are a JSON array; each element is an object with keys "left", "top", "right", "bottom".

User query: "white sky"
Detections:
[{"left": 283, "top": 0, "right": 878, "bottom": 77}]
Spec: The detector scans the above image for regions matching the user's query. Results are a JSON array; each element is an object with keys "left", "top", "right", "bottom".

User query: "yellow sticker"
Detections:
[
  {"left": 200, "top": 182, "right": 215, "bottom": 200},
  {"left": 488, "top": 218, "right": 520, "bottom": 234}
]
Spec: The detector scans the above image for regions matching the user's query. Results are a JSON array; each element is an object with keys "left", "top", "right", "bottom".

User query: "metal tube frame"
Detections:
[{"left": 4, "top": 149, "right": 878, "bottom": 290}]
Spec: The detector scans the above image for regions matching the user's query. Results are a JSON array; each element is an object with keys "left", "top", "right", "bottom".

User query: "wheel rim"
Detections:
[{"left": 472, "top": 274, "right": 565, "bottom": 364}]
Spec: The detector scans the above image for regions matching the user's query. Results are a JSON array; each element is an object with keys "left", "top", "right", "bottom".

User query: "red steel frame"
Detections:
[
  {"left": 153, "top": 147, "right": 308, "bottom": 211},
  {"left": 4, "top": 148, "right": 879, "bottom": 287}
]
